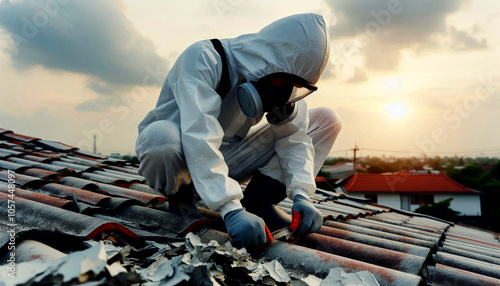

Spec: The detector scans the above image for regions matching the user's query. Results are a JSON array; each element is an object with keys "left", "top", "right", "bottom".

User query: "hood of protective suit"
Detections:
[{"left": 227, "top": 13, "right": 330, "bottom": 85}]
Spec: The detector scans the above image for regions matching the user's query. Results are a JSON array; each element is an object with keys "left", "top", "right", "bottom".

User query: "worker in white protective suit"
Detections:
[{"left": 135, "top": 13, "right": 341, "bottom": 250}]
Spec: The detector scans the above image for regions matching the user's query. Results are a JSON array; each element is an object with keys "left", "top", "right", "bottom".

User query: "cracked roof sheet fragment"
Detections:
[
  {"left": 291, "top": 274, "right": 323, "bottom": 286},
  {"left": 136, "top": 256, "right": 174, "bottom": 282},
  {"left": 320, "top": 268, "right": 380, "bottom": 286},
  {"left": 264, "top": 259, "right": 291, "bottom": 283},
  {"left": 0, "top": 242, "right": 109, "bottom": 286}
]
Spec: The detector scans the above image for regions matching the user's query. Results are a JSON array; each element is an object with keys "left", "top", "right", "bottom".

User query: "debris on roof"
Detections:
[{"left": 1, "top": 128, "right": 499, "bottom": 286}]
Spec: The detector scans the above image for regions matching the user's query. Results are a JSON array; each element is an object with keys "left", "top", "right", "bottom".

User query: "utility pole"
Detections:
[
  {"left": 93, "top": 134, "right": 97, "bottom": 154},
  {"left": 351, "top": 144, "right": 359, "bottom": 175}
]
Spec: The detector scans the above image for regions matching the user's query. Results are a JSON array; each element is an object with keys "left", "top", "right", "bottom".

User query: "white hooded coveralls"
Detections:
[{"left": 135, "top": 14, "right": 341, "bottom": 218}]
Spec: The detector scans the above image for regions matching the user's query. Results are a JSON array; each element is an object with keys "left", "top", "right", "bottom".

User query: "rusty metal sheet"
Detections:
[
  {"left": 335, "top": 198, "right": 389, "bottom": 213},
  {"left": 8, "top": 157, "right": 73, "bottom": 173},
  {"left": 324, "top": 221, "right": 436, "bottom": 249},
  {"left": 448, "top": 225, "right": 499, "bottom": 243},
  {"left": 51, "top": 160, "right": 97, "bottom": 172},
  {"left": 357, "top": 217, "right": 442, "bottom": 240},
  {"left": 433, "top": 264, "right": 500, "bottom": 286},
  {"left": 104, "top": 165, "right": 141, "bottom": 176},
  {"left": 319, "top": 225, "right": 431, "bottom": 258},
  {"left": 0, "top": 128, "right": 13, "bottom": 134},
  {"left": 0, "top": 159, "right": 30, "bottom": 172},
  {"left": 92, "top": 181, "right": 166, "bottom": 205},
  {"left": 0, "top": 184, "right": 76, "bottom": 210},
  {"left": 93, "top": 170, "right": 143, "bottom": 184},
  {"left": 63, "top": 156, "right": 101, "bottom": 167},
  {"left": 0, "top": 170, "right": 47, "bottom": 189},
  {"left": 21, "top": 168, "right": 64, "bottom": 181},
  {"left": 129, "top": 183, "right": 164, "bottom": 196},
  {"left": 31, "top": 152, "right": 64, "bottom": 160},
  {"left": 296, "top": 233, "right": 426, "bottom": 275},
  {"left": 434, "top": 252, "right": 500, "bottom": 279},
  {"left": 79, "top": 172, "right": 128, "bottom": 185},
  {"left": 1, "top": 132, "right": 40, "bottom": 142},
  {"left": 440, "top": 244, "right": 500, "bottom": 265},
  {"left": 444, "top": 240, "right": 500, "bottom": 260},
  {"left": 0, "top": 147, "right": 22, "bottom": 157},
  {"left": 320, "top": 200, "right": 373, "bottom": 215},
  {"left": 97, "top": 168, "right": 145, "bottom": 182},
  {"left": 0, "top": 192, "right": 140, "bottom": 242},
  {"left": 39, "top": 183, "right": 111, "bottom": 206},
  {"left": 57, "top": 176, "right": 100, "bottom": 191},
  {"left": 347, "top": 218, "right": 439, "bottom": 243},
  {"left": 37, "top": 139, "right": 78, "bottom": 152},
  {"left": 22, "top": 154, "right": 51, "bottom": 163},
  {"left": 446, "top": 234, "right": 500, "bottom": 249},
  {"left": 315, "top": 201, "right": 367, "bottom": 217}
]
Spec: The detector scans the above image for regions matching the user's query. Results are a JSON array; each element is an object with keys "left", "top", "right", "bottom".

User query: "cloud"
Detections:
[
  {"left": 326, "top": 0, "right": 487, "bottom": 71},
  {"left": 345, "top": 67, "right": 368, "bottom": 84},
  {"left": 0, "top": 0, "right": 168, "bottom": 95},
  {"left": 449, "top": 26, "right": 487, "bottom": 51}
]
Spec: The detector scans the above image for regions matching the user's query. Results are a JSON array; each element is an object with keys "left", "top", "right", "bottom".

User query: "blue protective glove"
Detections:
[
  {"left": 290, "top": 195, "right": 323, "bottom": 236},
  {"left": 224, "top": 208, "right": 273, "bottom": 250}
]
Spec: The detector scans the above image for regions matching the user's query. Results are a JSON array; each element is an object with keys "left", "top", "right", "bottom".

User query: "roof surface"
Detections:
[
  {"left": 0, "top": 128, "right": 499, "bottom": 286},
  {"left": 344, "top": 172, "right": 478, "bottom": 194}
]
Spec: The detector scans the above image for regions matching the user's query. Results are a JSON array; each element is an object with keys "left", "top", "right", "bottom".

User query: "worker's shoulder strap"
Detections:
[{"left": 210, "top": 38, "right": 230, "bottom": 99}]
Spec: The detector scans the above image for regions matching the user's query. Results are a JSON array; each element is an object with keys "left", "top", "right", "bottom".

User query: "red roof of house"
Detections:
[{"left": 344, "top": 172, "right": 478, "bottom": 194}]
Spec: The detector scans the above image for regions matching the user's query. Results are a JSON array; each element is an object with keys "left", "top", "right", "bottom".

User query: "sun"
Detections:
[{"left": 386, "top": 103, "right": 409, "bottom": 118}]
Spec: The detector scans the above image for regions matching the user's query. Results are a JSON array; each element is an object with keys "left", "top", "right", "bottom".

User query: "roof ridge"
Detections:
[{"left": 344, "top": 173, "right": 358, "bottom": 190}]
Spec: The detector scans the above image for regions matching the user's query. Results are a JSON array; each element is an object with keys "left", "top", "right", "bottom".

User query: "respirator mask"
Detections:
[{"left": 236, "top": 73, "right": 317, "bottom": 123}]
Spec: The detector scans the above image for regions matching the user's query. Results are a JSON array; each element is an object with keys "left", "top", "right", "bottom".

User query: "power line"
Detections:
[{"left": 330, "top": 147, "right": 500, "bottom": 157}]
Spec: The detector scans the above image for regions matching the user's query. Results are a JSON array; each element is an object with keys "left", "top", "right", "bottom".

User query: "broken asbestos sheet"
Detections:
[{"left": 0, "top": 233, "right": 379, "bottom": 286}]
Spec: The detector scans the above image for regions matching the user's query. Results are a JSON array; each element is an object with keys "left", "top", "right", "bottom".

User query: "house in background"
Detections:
[{"left": 338, "top": 172, "right": 482, "bottom": 223}]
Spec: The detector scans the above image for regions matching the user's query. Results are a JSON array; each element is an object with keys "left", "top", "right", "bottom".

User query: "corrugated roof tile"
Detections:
[
  {"left": 2, "top": 127, "right": 499, "bottom": 285},
  {"left": 295, "top": 233, "right": 427, "bottom": 275},
  {"left": 37, "top": 139, "right": 78, "bottom": 151},
  {"left": 0, "top": 184, "right": 76, "bottom": 210},
  {"left": 319, "top": 225, "right": 431, "bottom": 258},
  {"left": 434, "top": 252, "right": 500, "bottom": 279},
  {"left": 0, "top": 159, "right": 30, "bottom": 172},
  {"left": 0, "top": 193, "right": 139, "bottom": 242},
  {"left": 324, "top": 220, "right": 437, "bottom": 249},
  {"left": 433, "top": 263, "right": 500, "bottom": 286},
  {"left": 0, "top": 170, "right": 47, "bottom": 189},
  {"left": 1, "top": 132, "right": 40, "bottom": 142},
  {"left": 8, "top": 157, "right": 74, "bottom": 173}
]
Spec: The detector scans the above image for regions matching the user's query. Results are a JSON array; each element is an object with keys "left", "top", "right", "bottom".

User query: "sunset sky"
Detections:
[{"left": 1, "top": 0, "right": 499, "bottom": 158}]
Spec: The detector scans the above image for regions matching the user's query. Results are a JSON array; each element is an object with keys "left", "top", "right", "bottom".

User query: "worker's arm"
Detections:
[
  {"left": 268, "top": 100, "right": 323, "bottom": 235},
  {"left": 169, "top": 41, "right": 243, "bottom": 216},
  {"left": 170, "top": 41, "right": 271, "bottom": 248}
]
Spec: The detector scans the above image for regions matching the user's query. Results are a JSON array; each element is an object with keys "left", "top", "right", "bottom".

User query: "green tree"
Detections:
[
  {"left": 415, "top": 198, "right": 460, "bottom": 222},
  {"left": 122, "top": 155, "right": 140, "bottom": 164},
  {"left": 447, "top": 163, "right": 500, "bottom": 232},
  {"left": 491, "top": 161, "right": 500, "bottom": 182},
  {"left": 318, "top": 169, "right": 331, "bottom": 178}
]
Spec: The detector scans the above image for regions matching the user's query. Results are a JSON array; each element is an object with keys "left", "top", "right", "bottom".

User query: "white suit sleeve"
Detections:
[
  {"left": 270, "top": 100, "right": 316, "bottom": 199},
  {"left": 170, "top": 44, "right": 243, "bottom": 216}
]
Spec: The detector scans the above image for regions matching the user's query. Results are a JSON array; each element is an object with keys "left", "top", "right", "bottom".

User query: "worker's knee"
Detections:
[
  {"left": 136, "top": 120, "right": 183, "bottom": 164},
  {"left": 309, "top": 107, "right": 342, "bottom": 139}
]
